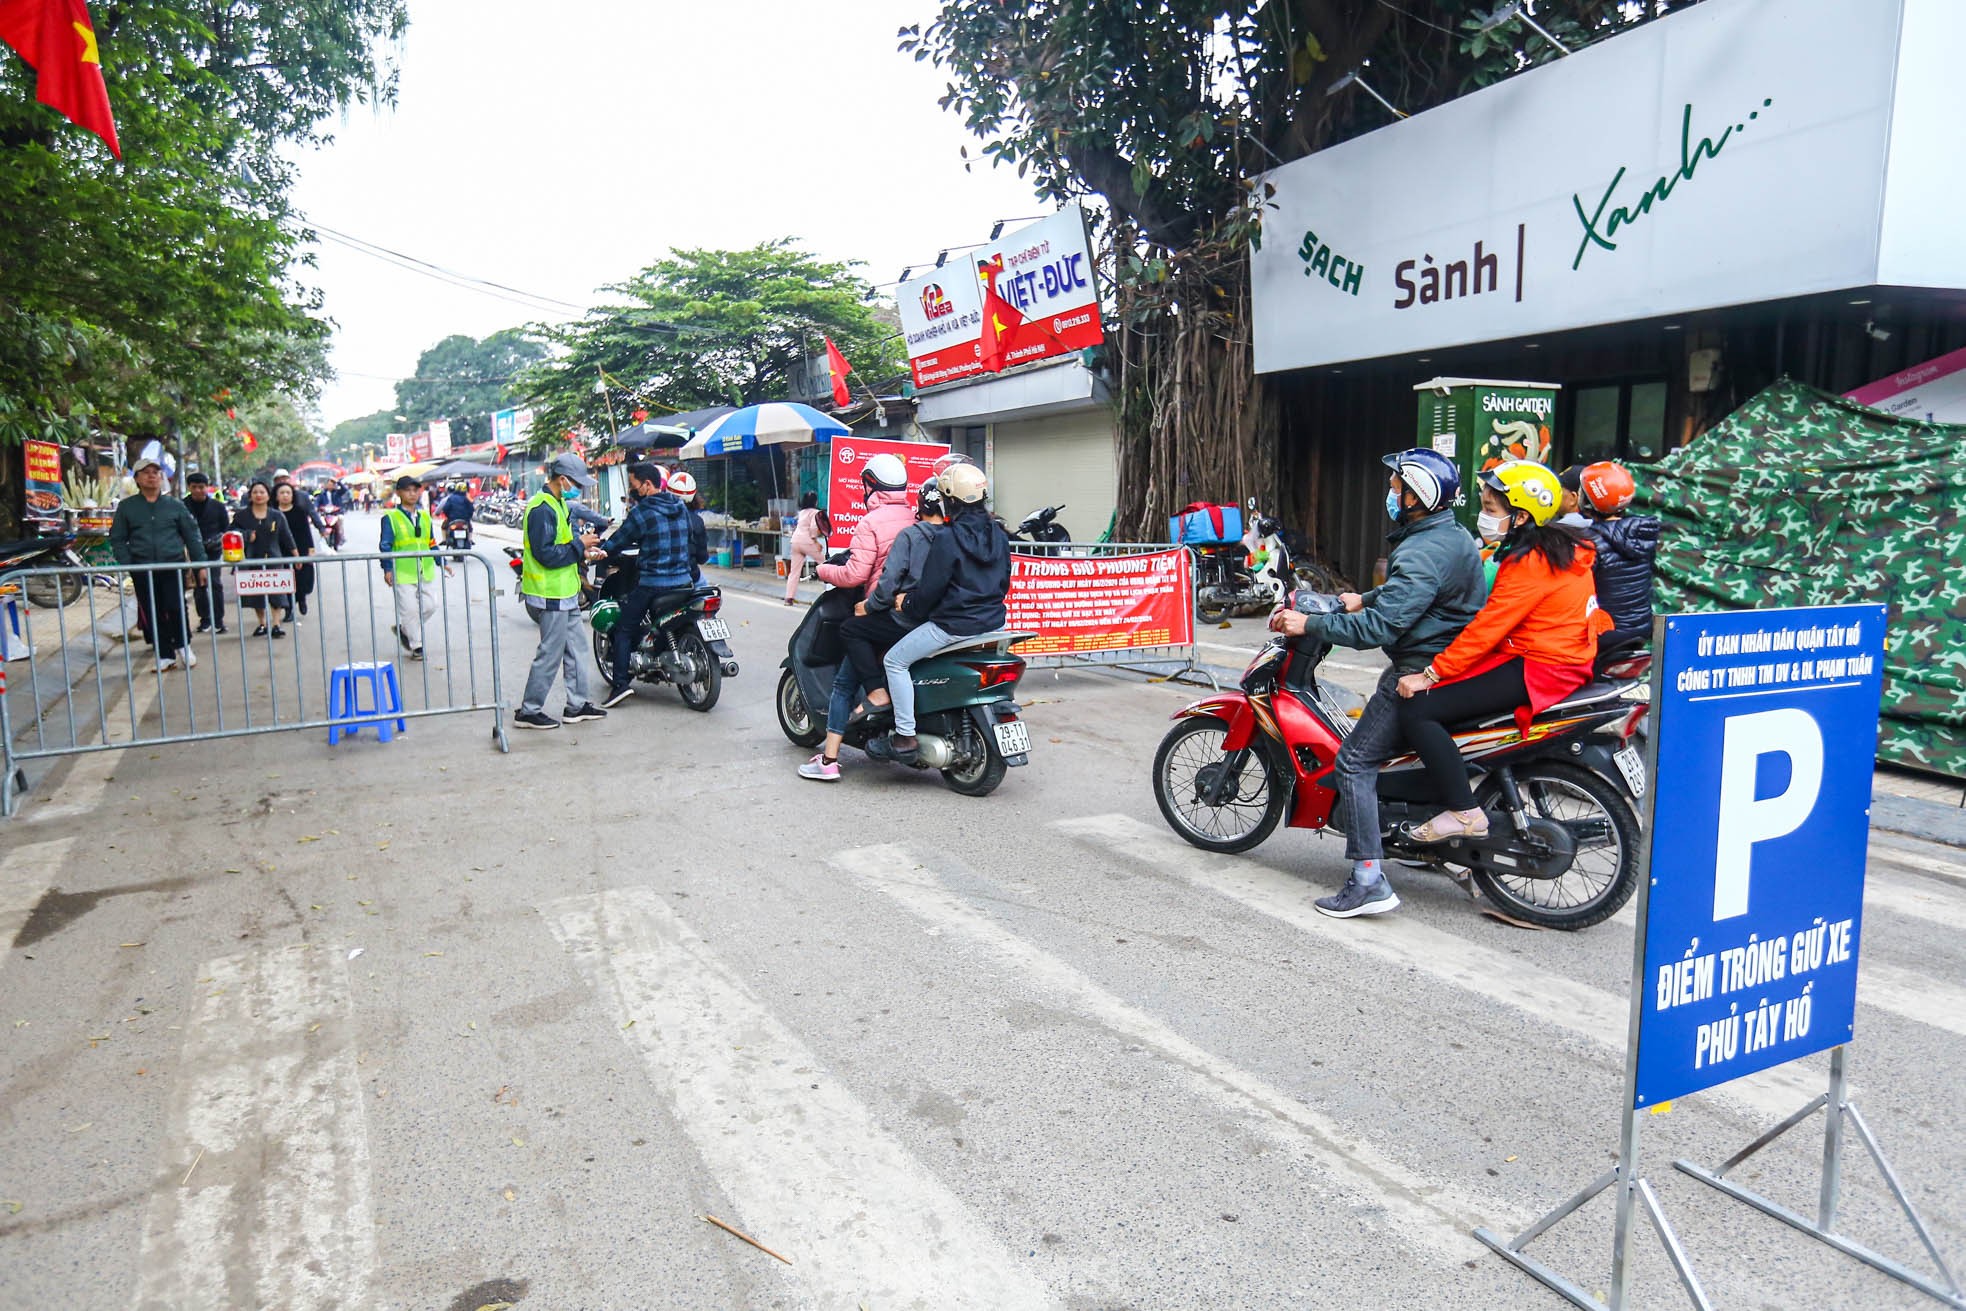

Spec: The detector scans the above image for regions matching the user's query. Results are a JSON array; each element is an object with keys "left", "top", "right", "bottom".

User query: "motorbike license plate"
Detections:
[
  {"left": 993, "top": 720, "right": 1031, "bottom": 756},
  {"left": 697, "top": 618, "right": 731, "bottom": 642},
  {"left": 1612, "top": 745, "right": 1647, "bottom": 797}
]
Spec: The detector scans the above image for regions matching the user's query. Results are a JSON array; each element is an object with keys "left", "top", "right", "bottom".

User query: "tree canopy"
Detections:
[
  {"left": 395, "top": 329, "right": 546, "bottom": 446},
  {"left": 0, "top": 0, "right": 407, "bottom": 527},
  {"left": 522, "top": 241, "right": 903, "bottom": 441}
]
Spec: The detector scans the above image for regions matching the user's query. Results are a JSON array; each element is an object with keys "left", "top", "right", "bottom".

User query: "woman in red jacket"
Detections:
[{"left": 1394, "top": 461, "right": 1613, "bottom": 842}]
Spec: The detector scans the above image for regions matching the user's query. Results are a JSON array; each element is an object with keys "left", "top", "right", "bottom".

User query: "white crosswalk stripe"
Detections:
[
  {"left": 1053, "top": 813, "right": 1828, "bottom": 1122},
  {"left": 834, "top": 843, "right": 1496, "bottom": 1264},
  {"left": 131, "top": 944, "right": 376, "bottom": 1311},
  {"left": 545, "top": 888, "right": 1061, "bottom": 1311},
  {"left": 1869, "top": 841, "right": 1966, "bottom": 886}
]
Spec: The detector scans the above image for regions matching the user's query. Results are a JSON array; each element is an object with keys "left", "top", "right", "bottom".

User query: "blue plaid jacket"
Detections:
[{"left": 602, "top": 492, "right": 695, "bottom": 591}]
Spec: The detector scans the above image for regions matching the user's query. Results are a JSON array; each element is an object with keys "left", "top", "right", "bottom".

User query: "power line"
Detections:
[{"left": 307, "top": 226, "right": 584, "bottom": 318}]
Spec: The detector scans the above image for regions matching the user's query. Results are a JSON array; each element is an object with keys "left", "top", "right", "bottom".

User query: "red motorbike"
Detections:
[{"left": 1151, "top": 592, "right": 1653, "bottom": 930}]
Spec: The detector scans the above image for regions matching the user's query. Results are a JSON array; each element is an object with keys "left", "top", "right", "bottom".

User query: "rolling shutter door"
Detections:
[{"left": 989, "top": 410, "right": 1117, "bottom": 543}]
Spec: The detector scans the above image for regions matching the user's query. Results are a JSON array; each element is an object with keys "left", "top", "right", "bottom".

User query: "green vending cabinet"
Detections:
[{"left": 1412, "top": 377, "right": 1561, "bottom": 533}]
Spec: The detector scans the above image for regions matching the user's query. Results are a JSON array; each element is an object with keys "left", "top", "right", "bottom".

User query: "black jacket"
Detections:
[
  {"left": 231, "top": 505, "right": 296, "bottom": 561},
  {"left": 1589, "top": 514, "right": 1661, "bottom": 636},
  {"left": 901, "top": 507, "right": 1009, "bottom": 636},
  {"left": 184, "top": 494, "right": 230, "bottom": 557}
]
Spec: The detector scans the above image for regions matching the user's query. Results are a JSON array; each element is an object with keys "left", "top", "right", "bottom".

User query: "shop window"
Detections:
[{"left": 1566, "top": 380, "right": 1668, "bottom": 465}]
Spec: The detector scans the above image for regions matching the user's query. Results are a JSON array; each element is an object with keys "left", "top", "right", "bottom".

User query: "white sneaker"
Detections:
[
  {"left": 155, "top": 657, "right": 177, "bottom": 673},
  {"left": 180, "top": 648, "right": 198, "bottom": 669}
]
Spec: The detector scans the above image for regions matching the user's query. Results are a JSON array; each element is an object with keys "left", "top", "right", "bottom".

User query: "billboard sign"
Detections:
[
  {"left": 23, "top": 440, "right": 63, "bottom": 525},
  {"left": 385, "top": 432, "right": 408, "bottom": 462},
  {"left": 1006, "top": 549, "right": 1194, "bottom": 656},
  {"left": 1845, "top": 345, "right": 1966, "bottom": 423},
  {"left": 428, "top": 418, "right": 452, "bottom": 459},
  {"left": 1633, "top": 603, "right": 1888, "bottom": 1107},
  {"left": 825, "top": 438, "right": 948, "bottom": 549}
]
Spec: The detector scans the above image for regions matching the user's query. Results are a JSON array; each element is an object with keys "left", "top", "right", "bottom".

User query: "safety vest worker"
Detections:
[
  {"left": 381, "top": 496, "right": 437, "bottom": 585},
  {"left": 520, "top": 486, "right": 578, "bottom": 602}
]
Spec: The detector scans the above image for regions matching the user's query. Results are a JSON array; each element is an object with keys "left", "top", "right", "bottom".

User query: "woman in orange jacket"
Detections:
[{"left": 1393, "top": 461, "right": 1613, "bottom": 842}]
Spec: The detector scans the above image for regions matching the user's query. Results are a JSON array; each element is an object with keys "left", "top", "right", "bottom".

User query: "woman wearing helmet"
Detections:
[
  {"left": 1578, "top": 460, "right": 1660, "bottom": 639},
  {"left": 815, "top": 452, "right": 914, "bottom": 600},
  {"left": 1393, "top": 460, "right": 1614, "bottom": 843},
  {"left": 802, "top": 479, "right": 950, "bottom": 781}
]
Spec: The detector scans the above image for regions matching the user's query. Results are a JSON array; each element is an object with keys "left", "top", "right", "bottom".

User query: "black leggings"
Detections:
[
  {"left": 1395, "top": 658, "right": 1529, "bottom": 810},
  {"left": 841, "top": 609, "right": 910, "bottom": 692}
]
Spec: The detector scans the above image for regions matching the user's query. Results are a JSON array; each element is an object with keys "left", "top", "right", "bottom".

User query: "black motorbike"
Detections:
[
  {"left": 1008, "top": 505, "right": 1072, "bottom": 555},
  {"left": 0, "top": 534, "right": 86, "bottom": 608},
  {"left": 442, "top": 515, "right": 472, "bottom": 551},
  {"left": 585, "top": 552, "right": 737, "bottom": 711}
]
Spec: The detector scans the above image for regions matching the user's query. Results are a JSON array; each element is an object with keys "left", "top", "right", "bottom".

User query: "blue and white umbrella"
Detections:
[{"left": 678, "top": 402, "right": 850, "bottom": 459}]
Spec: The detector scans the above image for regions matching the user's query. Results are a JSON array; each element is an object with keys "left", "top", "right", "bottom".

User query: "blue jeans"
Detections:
[
  {"left": 1334, "top": 668, "right": 1406, "bottom": 863},
  {"left": 881, "top": 621, "right": 957, "bottom": 736},
  {"left": 826, "top": 660, "right": 859, "bottom": 736}
]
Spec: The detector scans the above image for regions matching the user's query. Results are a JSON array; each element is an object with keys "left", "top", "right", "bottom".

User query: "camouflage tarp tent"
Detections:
[{"left": 1640, "top": 379, "right": 1966, "bottom": 779}]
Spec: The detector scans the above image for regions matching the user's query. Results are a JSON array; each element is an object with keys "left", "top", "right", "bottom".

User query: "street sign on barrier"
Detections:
[{"left": 1477, "top": 603, "right": 1964, "bottom": 1311}]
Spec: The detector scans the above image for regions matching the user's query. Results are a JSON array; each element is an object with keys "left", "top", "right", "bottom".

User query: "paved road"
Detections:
[{"left": 2, "top": 513, "right": 1964, "bottom": 1309}]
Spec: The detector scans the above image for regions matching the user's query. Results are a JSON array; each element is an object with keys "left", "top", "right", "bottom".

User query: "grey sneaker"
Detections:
[
  {"left": 599, "top": 683, "right": 635, "bottom": 709},
  {"left": 1315, "top": 875, "right": 1400, "bottom": 919},
  {"left": 561, "top": 702, "right": 607, "bottom": 723}
]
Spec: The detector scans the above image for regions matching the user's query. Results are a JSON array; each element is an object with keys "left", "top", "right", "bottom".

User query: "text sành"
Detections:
[
  {"left": 1296, "top": 229, "right": 1363, "bottom": 296},
  {"left": 1395, "top": 239, "right": 1504, "bottom": 310}
]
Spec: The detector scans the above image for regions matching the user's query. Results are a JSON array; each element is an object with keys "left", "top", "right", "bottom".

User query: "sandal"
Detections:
[
  {"left": 1401, "top": 808, "right": 1490, "bottom": 844},
  {"left": 846, "top": 698, "right": 892, "bottom": 727}
]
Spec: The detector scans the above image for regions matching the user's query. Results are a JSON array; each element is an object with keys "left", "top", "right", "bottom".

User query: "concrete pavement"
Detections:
[{"left": 1, "top": 515, "right": 1964, "bottom": 1308}]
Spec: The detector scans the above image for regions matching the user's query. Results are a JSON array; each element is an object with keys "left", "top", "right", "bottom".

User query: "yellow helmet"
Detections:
[{"left": 1479, "top": 460, "right": 1562, "bottom": 527}]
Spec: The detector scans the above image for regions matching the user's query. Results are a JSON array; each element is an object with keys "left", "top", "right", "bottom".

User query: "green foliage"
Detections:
[
  {"left": 522, "top": 241, "right": 903, "bottom": 442},
  {"left": 0, "top": 0, "right": 407, "bottom": 469},
  {"left": 394, "top": 329, "right": 546, "bottom": 445},
  {"left": 326, "top": 407, "right": 398, "bottom": 464}
]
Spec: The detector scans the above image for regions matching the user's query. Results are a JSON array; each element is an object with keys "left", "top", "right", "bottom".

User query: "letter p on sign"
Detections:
[{"left": 1713, "top": 708, "right": 1824, "bottom": 921}]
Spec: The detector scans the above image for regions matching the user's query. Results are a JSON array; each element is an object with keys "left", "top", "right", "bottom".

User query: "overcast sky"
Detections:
[{"left": 289, "top": 0, "right": 1046, "bottom": 429}]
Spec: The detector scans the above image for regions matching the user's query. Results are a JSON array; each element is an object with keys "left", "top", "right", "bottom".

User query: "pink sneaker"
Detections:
[{"left": 797, "top": 753, "right": 841, "bottom": 782}]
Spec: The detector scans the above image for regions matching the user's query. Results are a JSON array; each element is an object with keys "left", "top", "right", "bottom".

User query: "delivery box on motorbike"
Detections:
[{"left": 1170, "top": 503, "right": 1243, "bottom": 545}]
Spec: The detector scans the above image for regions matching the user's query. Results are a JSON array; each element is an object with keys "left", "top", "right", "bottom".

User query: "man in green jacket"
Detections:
[
  {"left": 108, "top": 455, "right": 208, "bottom": 672},
  {"left": 1270, "top": 448, "right": 1482, "bottom": 920}
]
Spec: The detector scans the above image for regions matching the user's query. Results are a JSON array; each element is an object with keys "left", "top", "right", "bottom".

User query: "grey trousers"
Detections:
[
  {"left": 1333, "top": 667, "right": 1406, "bottom": 862},
  {"left": 522, "top": 603, "right": 593, "bottom": 715}
]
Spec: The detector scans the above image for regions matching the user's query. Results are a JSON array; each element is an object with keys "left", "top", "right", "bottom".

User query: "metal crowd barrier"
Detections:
[
  {"left": 0, "top": 550, "right": 508, "bottom": 817},
  {"left": 1007, "top": 540, "right": 1216, "bottom": 688}
]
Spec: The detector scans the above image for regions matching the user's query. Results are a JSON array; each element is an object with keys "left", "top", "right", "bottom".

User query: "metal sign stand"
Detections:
[
  {"left": 1477, "top": 607, "right": 1962, "bottom": 1309},
  {"left": 1675, "top": 1044, "right": 1965, "bottom": 1308},
  {"left": 1474, "top": 628, "right": 1712, "bottom": 1309}
]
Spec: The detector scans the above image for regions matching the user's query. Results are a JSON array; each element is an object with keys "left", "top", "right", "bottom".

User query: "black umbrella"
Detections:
[
  {"left": 615, "top": 405, "right": 736, "bottom": 451},
  {"left": 425, "top": 459, "right": 505, "bottom": 478}
]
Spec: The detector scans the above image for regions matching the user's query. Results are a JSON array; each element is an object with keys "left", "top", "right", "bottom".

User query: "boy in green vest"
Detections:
[{"left": 380, "top": 475, "right": 451, "bottom": 660}]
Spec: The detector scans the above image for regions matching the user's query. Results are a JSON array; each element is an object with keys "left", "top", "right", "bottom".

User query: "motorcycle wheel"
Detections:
[
  {"left": 776, "top": 669, "right": 824, "bottom": 748},
  {"left": 1472, "top": 762, "right": 1641, "bottom": 930},
  {"left": 941, "top": 718, "right": 1007, "bottom": 797},
  {"left": 1152, "top": 717, "right": 1289, "bottom": 853},
  {"left": 23, "top": 571, "right": 83, "bottom": 608},
  {"left": 1195, "top": 593, "right": 1233, "bottom": 624},
  {"left": 673, "top": 629, "right": 721, "bottom": 712}
]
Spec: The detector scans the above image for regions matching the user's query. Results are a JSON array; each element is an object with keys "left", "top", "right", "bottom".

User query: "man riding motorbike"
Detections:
[
  {"left": 1269, "top": 448, "right": 1484, "bottom": 918},
  {"left": 1394, "top": 460, "right": 1613, "bottom": 843},
  {"left": 864, "top": 460, "right": 1009, "bottom": 764},
  {"left": 438, "top": 481, "right": 474, "bottom": 549},
  {"left": 596, "top": 462, "right": 697, "bottom": 707}
]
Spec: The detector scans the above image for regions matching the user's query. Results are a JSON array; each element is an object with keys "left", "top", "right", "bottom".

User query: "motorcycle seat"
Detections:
[
  {"left": 927, "top": 630, "right": 1037, "bottom": 659},
  {"left": 1466, "top": 681, "right": 1627, "bottom": 730}
]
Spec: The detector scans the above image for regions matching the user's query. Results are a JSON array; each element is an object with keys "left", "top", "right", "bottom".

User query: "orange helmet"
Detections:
[{"left": 1580, "top": 461, "right": 1636, "bottom": 515}]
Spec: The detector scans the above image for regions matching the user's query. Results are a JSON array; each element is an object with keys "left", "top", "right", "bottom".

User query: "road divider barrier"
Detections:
[
  {"left": 1007, "top": 542, "right": 1203, "bottom": 682},
  {"left": 0, "top": 550, "right": 508, "bottom": 817}
]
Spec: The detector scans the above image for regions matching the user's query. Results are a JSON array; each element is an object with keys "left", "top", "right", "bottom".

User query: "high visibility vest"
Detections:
[
  {"left": 520, "top": 491, "right": 579, "bottom": 601},
  {"left": 383, "top": 508, "right": 437, "bottom": 584}
]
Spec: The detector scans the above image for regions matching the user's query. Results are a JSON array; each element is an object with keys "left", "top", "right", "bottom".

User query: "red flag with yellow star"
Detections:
[
  {"left": 974, "top": 255, "right": 1025, "bottom": 375},
  {"left": 0, "top": 0, "right": 120, "bottom": 157}
]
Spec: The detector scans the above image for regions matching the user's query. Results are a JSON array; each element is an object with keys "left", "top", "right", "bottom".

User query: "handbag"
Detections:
[{"left": 804, "top": 584, "right": 863, "bottom": 666}]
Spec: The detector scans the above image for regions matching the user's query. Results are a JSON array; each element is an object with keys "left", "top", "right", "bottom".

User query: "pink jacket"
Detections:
[{"left": 817, "top": 489, "right": 914, "bottom": 594}]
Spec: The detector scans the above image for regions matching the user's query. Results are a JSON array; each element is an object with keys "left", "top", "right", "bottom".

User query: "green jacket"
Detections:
[
  {"left": 1300, "top": 508, "right": 1483, "bottom": 672},
  {"left": 108, "top": 493, "right": 206, "bottom": 565}
]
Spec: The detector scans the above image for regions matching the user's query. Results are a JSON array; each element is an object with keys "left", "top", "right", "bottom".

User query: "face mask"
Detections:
[
  {"left": 1477, "top": 510, "right": 1511, "bottom": 542},
  {"left": 1385, "top": 490, "right": 1404, "bottom": 523},
  {"left": 560, "top": 485, "right": 580, "bottom": 501}
]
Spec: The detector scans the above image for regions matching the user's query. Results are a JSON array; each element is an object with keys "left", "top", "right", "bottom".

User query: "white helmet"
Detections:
[
  {"left": 665, "top": 470, "right": 697, "bottom": 497},
  {"left": 861, "top": 452, "right": 908, "bottom": 492},
  {"left": 937, "top": 461, "right": 988, "bottom": 505}
]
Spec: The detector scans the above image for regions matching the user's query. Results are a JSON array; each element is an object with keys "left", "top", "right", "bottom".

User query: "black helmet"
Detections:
[{"left": 915, "top": 477, "right": 946, "bottom": 521}]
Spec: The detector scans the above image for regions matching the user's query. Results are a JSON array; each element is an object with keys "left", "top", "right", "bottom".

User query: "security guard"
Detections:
[
  {"left": 516, "top": 452, "right": 608, "bottom": 729},
  {"left": 380, "top": 475, "right": 449, "bottom": 660}
]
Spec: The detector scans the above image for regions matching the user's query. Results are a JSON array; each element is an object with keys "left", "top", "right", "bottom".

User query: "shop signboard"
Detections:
[
  {"left": 824, "top": 438, "right": 948, "bottom": 549},
  {"left": 428, "top": 418, "right": 452, "bottom": 459},
  {"left": 23, "top": 439, "right": 64, "bottom": 525},
  {"left": 1251, "top": 0, "right": 1948, "bottom": 373},
  {"left": 1412, "top": 378, "right": 1560, "bottom": 533},
  {"left": 1845, "top": 344, "right": 1966, "bottom": 423},
  {"left": 897, "top": 204, "right": 1105, "bottom": 388},
  {"left": 1006, "top": 549, "right": 1193, "bottom": 657},
  {"left": 1635, "top": 604, "right": 1886, "bottom": 1106},
  {"left": 409, "top": 431, "right": 433, "bottom": 462},
  {"left": 385, "top": 432, "right": 408, "bottom": 462}
]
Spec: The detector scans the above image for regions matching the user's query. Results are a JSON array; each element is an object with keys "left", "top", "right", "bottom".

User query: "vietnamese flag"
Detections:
[
  {"left": 239, "top": 428, "right": 258, "bottom": 454},
  {"left": 823, "top": 336, "right": 853, "bottom": 408},
  {"left": 975, "top": 254, "right": 1025, "bottom": 375},
  {"left": 0, "top": 0, "right": 121, "bottom": 158}
]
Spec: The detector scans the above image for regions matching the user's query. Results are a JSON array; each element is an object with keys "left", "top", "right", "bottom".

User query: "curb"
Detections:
[{"left": 1870, "top": 790, "right": 1966, "bottom": 850}]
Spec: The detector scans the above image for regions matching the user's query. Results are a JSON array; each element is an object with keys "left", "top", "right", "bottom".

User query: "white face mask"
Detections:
[{"left": 1477, "top": 510, "right": 1512, "bottom": 543}]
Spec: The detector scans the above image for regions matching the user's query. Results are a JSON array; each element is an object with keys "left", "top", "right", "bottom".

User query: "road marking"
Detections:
[
  {"left": 1858, "top": 961, "right": 1966, "bottom": 1039},
  {"left": 1053, "top": 814, "right": 1823, "bottom": 1123},
  {"left": 1864, "top": 876, "right": 1966, "bottom": 933},
  {"left": 0, "top": 836, "right": 74, "bottom": 966},
  {"left": 835, "top": 844, "right": 1493, "bottom": 1263},
  {"left": 546, "top": 889, "right": 1059, "bottom": 1311},
  {"left": 1193, "top": 639, "right": 1381, "bottom": 675},
  {"left": 132, "top": 944, "right": 375, "bottom": 1311},
  {"left": 721, "top": 588, "right": 800, "bottom": 611},
  {"left": 1869, "top": 842, "right": 1966, "bottom": 885}
]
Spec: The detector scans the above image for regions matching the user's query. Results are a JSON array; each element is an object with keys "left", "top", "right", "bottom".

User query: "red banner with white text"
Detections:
[
  {"left": 1006, "top": 548, "right": 1193, "bottom": 656},
  {"left": 826, "top": 437, "right": 949, "bottom": 549}
]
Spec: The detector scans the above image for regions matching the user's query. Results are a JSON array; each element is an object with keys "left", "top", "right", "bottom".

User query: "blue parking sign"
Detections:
[{"left": 1634, "top": 604, "right": 1888, "bottom": 1107}]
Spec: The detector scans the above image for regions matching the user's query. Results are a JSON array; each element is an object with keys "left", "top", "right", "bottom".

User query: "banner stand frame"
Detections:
[{"left": 1674, "top": 1044, "right": 1965, "bottom": 1309}]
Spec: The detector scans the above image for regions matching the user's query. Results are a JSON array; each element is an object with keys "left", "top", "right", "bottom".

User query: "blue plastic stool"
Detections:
[{"left": 327, "top": 661, "right": 407, "bottom": 744}]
